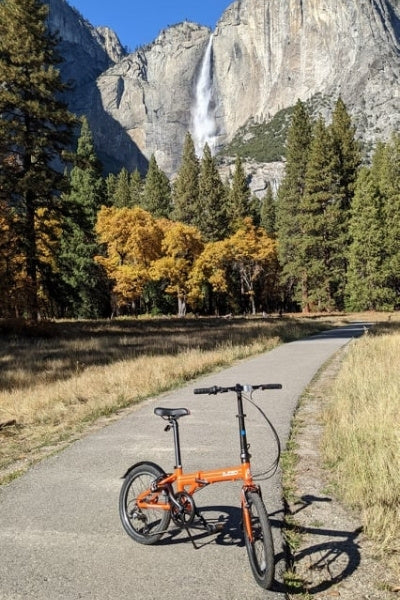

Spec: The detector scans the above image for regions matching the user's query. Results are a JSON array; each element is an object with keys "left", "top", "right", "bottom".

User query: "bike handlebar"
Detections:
[{"left": 193, "top": 383, "right": 282, "bottom": 395}]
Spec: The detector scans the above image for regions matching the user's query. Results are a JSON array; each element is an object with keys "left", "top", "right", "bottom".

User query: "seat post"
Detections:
[{"left": 170, "top": 418, "right": 182, "bottom": 468}]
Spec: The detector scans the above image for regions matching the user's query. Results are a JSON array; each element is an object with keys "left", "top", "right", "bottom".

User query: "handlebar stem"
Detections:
[{"left": 236, "top": 386, "right": 251, "bottom": 463}]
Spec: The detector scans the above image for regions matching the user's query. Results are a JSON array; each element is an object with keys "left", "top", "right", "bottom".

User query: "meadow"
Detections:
[
  {"left": 1, "top": 311, "right": 398, "bottom": 577},
  {"left": 0, "top": 315, "right": 330, "bottom": 483},
  {"left": 323, "top": 318, "right": 400, "bottom": 576}
]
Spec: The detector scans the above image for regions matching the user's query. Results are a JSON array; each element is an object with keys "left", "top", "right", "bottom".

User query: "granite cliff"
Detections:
[{"left": 47, "top": 0, "right": 400, "bottom": 183}]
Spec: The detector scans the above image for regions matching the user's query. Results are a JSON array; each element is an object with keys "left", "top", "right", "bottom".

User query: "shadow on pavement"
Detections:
[
  {"left": 281, "top": 494, "right": 363, "bottom": 595},
  {"left": 302, "top": 322, "right": 372, "bottom": 341}
]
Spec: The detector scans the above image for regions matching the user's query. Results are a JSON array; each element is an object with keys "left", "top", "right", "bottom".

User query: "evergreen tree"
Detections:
[
  {"left": 276, "top": 100, "right": 312, "bottom": 308},
  {"left": 227, "top": 155, "right": 252, "bottom": 232},
  {"left": 379, "top": 135, "right": 400, "bottom": 304},
  {"left": 329, "top": 97, "right": 361, "bottom": 305},
  {"left": 345, "top": 166, "right": 391, "bottom": 310},
  {"left": 0, "top": 0, "right": 76, "bottom": 319},
  {"left": 142, "top": 154, "right": 172, "bottom": 218},
  {"left": 105, "top": 173, "right": 117, "bottom": 205},
  {"left": 330, "top": 97, "right": 361, "bottom": 209},
  {"left": 58, "top": 117, "right": 109, "bottom": 318},
  {"left": 113, "top": 167, "right": 131, "bottom": 207},
  {"left": 130, "top": 168, "right": 143, "bottom": 207},
  {"left": 197, "top": 144, "right": 228, "bottom": 241},
  {"left": 171, "top": 132, "right": 200, "bottom": 224},
  {"left": 260, "top": 183, "right": 276, "bottom": 238},
  {"left": 299, "top": 116, "right": 342, "bottom": 311}
]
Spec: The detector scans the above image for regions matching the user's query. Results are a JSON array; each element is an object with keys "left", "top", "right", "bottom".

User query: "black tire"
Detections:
[
  {"left": 119, "top": 462, "right": 171, "bottom": 545},
  {"left": 243, "top": 491, "right": 275, "bottom": 589}
]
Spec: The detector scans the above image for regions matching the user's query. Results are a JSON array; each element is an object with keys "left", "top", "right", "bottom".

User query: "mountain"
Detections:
[
  {"left": 47, "top": 0, "right": 400, "bottom": 181},
  {"left": 46, "top": 0, "right": 148, "bottom": 172}
]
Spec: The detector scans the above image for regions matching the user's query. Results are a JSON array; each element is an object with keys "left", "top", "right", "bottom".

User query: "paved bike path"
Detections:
[{"left": 0, "top": 322, "right": 368, "bottom": 600}]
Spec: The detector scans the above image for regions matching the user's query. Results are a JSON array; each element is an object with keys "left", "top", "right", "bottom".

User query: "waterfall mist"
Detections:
[{"left": 191, "top": 35, "right": 217, "bottom": 157}]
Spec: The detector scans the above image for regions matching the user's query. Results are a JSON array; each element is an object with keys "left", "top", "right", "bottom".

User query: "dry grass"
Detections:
[
  {"left": 0, "top": 315, "right": 330, "bottom": 482},
  {"left": 323, "top": 320, "right": 400, "bottom": 573}
]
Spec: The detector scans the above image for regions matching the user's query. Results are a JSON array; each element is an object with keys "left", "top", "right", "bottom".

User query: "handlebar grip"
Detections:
[
  {"left": 193, "top": 386, "right": 219, "bottom": 395},
  {"left": 261, "top": 384, "right": 282, "bottom": 389}
]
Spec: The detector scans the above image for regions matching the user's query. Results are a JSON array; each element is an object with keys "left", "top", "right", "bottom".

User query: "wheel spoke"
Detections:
[{"left": 119, "top": 463, "right": 171, "bottom": 545}]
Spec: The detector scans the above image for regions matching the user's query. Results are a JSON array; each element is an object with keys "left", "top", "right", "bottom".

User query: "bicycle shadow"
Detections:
[
  {"left": 158, "top": 496, "right": 363, "bottom": 595},
  {"left": 157, "top": 504, "right": 245, "bottom": 549},
  {"left": 274, "top": 493, "right": 363, "bottom": 595}
]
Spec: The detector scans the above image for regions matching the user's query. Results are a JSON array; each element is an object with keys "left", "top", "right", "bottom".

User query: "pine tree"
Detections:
[
  {"left": 260, "top": 183, "right": 276, "bottom": 238},
  {"left": 329, "top": 97, "right": 361, "bottom": 306},
  {"left": 113, "top": 168, "right": 132, "bottom": 208},
  {"left": 105, "top": 173, "right": 117, "bottom": 205},
  {"left": 330, "top": 97, "right": 361, "bottom": 209},
  {"left": 227, "top": 155, "right": 252, "bottom": 232},
  {"left": 379, "top": 135, "right": 400, "bottom": 304},
  {"left": 299, "top": 116, "right": 342, "bottom": 311},
  {"left": 0, "top": 0, "right": 76, "bottom": 319},
  {"left": 171, "top": 132, "right": 200, "bottom": 224},
  {"left": 276, "top": 100, "right": 312, "bottom": 308},
  {"left": 345, "top": 166, "right": 391, "bottom": 310},
  {"left": 142, "top": 154, "right": 172, "bottom": 218},
  {"left": 58, "top": 117, "right": 109, "bottom": 318},
  {"left": 197, "top": 144, "right": 228, "bottom": 241},
  {"left": 130, "top": 168, "right": 143, "bottom": 207}
]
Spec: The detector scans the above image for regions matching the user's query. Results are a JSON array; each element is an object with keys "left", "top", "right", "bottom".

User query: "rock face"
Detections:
[
  {"left": 95, "top": 23, "right": 211, "bottom": 175},
  {"left": 46, "top": 0, "right": 148, "bottom": 172},
  {"left": 212, "top": 0, "right": 400, "bottom": 151},
  {"left": 47, "top": 0, "right": 400, "bottom": 181}
]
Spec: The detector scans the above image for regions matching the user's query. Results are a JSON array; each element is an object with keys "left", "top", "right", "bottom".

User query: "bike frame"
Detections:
[
  {"left": 137, "top": 462, "right": 257, "bottom": 510},
  {"left": 136, "top": 386, "right": 259, "bottom": 540}
]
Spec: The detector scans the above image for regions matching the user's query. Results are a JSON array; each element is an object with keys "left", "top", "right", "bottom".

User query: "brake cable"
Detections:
[{"left": 244, "top": 390, "right": 281, "bottom": 480}]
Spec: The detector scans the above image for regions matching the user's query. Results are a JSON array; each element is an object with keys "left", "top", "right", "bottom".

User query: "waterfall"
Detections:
[{"left": 191, "top": 35, "right": 217, "bottom": 157}]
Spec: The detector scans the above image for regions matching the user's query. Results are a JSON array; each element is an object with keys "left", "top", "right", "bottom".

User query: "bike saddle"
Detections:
[{"left": 154, "top": 407, "right": 190, "bottom": 419}]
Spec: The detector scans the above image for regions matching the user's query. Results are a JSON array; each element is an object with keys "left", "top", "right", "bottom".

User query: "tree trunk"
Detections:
[
  {"left": 178, "top": 294, "right": 186, "bottom": 317},
  {"left": 249, "top": 292, "right": 256, "bottom": 315},
  {"left": 25, "top": 190, "right": 39, "bottom": 321}
]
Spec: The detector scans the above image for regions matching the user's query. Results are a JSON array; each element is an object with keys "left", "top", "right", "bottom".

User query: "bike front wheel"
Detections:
[
  {"left": 243, "top": 491, "right": 275, "bottom": 589},
  {"left": 119, "top": 462, "right": 171, "bottom": 545}
]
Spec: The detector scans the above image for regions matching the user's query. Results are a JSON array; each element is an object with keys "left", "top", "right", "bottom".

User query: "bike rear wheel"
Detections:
[
  {"left": 119, "top": 462, "right": 170, "bottom": 545},
  {"left": 243, "top": 491, "right": 275, "bottom": 589}
]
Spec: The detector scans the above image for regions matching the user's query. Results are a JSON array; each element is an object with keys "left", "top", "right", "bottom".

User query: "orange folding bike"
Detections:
[{"left": 119, "top": 382, "right": 282, "bottom": 590}]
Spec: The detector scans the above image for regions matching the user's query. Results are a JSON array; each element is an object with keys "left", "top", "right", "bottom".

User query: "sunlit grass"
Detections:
[
  {"left": 0, "top": 315, "right": 330, "bottom": 482},
  {"left": 323, "top": 326, "right": 400, "bottom": 574}
]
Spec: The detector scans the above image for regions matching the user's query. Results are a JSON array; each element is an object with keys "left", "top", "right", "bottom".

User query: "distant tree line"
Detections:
[{"left": 0, "top": 0, "right": 399, "bottom": 320}]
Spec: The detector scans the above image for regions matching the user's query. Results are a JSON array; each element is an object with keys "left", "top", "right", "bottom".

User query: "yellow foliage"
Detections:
[
  {"left": 150, "top": 221, "right": 204, "bottom": 300},
  {"left": 95, "top": 206, "right": 163, "bottom": 305},
  {"left": 188, "top": 220, "right": 277, "bottom": 307},
  {"left": 228, "top": 218, "right": 276, "bottom": 266},
  {"left": 36, "top": 207, "right": 62, "bottom": 269},
  {"left": 159, "top": 220, "right": 203, "bottom": 260},
  {"left": 96, "top": 206, "right": 163, "bottom": 267},
  {"left": 188, "top": 240, "right": 231, "bottom": 303}
]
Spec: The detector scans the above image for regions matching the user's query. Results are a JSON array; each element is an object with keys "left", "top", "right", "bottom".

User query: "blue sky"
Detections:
[{"left": 69, "top": 0, "right": 234, "bottom": 51}]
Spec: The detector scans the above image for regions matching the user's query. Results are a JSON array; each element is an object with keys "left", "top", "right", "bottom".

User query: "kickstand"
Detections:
[
  {"left": 184, "top": 524, "right": 199, "bottom": 549},
  {"left": 184, "top": 509, "right": 224, "bottom": 549}
]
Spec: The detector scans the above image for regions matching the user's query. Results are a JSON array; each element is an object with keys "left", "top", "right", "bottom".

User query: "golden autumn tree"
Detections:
[
  {"left": 188, "top": 239, "right": 231, "bottom": 314},
  {"left": 95, "top": 206, "right": 163, "bottom": 313},
  {"left": 0, "top": 199, "right": 23, "bottom": 316},
  {"left": 189, "top": 218, "right": 278, "bottom": 315},
  {"left": 150, "top": 220, "right": 203, "bottom": 316},
  {"left": 35, "top": 207, "right": 63, "bottom": 316},
  {"left": 0, "top": 202, "right": 61, "bottom": 317},
  {"left": 228, "top": 218, "right": 278, "bottom": 314}
]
